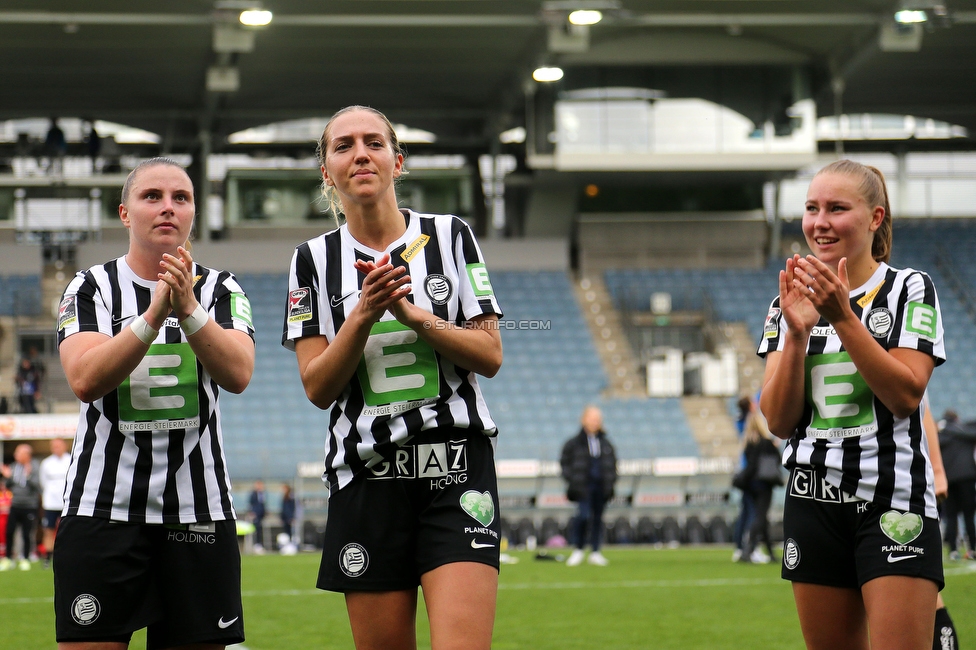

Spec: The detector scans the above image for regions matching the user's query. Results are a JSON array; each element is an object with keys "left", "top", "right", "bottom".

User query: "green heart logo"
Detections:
[
  {"left": 880, "top": 511, "right": 923, "bottom": 545},
  {"left": 460, "top": 490, "right": 495, "bottom": 527}
]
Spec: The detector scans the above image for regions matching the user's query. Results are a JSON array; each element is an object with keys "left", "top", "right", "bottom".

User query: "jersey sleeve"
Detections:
[
  {"left": 451, "top": 217, "right": 503, "bottom": 321},
  {"left": 890, "top": 271, "right": 945, "bottom": 366},
  {"left": 57, "top": 270, "right": 111, "bottom": 344},
  {"left": 756, "top": 296, "right": 784, "bottom": 358},
  {"left": 281, "top": 242, "right": 326, "bottom": 351},
  {"left": 211, "top": 271, "right": 255, "bottom": 338}
]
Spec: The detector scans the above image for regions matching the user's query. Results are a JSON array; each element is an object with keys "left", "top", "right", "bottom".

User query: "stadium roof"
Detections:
[{"left": 1, "top": 1, "right": 974, "bottom": 155}]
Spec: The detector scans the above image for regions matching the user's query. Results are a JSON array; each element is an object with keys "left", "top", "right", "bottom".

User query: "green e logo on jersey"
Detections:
[
  {"left": 805, "top": 352, "right": 877, "bottom": 438},
  {"left": 230, "top": 293, "right": 253, "bottom": 330},
  {"left": 906, "top": 302, "right": 937, "bottom": 340},
  {"left": 118, "top": 343, "right": 200, "bottom": 429},
  {"left": 466, "top": 263, "right": 494, "bottom": 297},
  {"left": 357, "top": 320, "right": 439, "bottom": 408}
]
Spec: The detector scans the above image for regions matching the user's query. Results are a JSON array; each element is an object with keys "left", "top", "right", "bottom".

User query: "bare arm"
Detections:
[
  {"left": 296, "top": 257, "right": 411, "bottom": 409},
  {"left": 390, "top": 302, "right": 502, "bottom": 378},
  {"left": 795, "top": 256, "right": 934, "bottom": 418},
  {"left": 922, "top": 401, "right": 948, "bottom": 500},
  {"left": 355, "top": 257, "right": 502, "bottom": 378},
  {"left": 760, "top": 257, "right": 819, "bottom": 438},
  {"left": 60, "top": 281, "right": 172, "bottom": 403},
  {"left": 160, "top": 247, "right": 255, "bottom": 393}
]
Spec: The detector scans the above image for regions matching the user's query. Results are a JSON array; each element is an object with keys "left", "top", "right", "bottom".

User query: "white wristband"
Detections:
[
  {"left": 130, "top": 315, "right": 158, "bottom": 345},
  {"left": 180, "top": 303, "right": 209, "bottom": 336}
]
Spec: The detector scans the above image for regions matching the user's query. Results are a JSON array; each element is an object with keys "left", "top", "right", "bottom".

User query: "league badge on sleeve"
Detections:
[
  {"left": 763, "top": 307, "right": 781, "bottom": 339},
  {"left": 287, "top": 288, "right": 313, "bottom": 323},
  {"left": 58, "top": 295, "right": 78, "bottom": 331}
]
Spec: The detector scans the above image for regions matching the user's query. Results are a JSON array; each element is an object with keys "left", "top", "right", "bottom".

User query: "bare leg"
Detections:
[
  {"left": 59, "top": 643, "right": 128, "bottom": 650},
  {"left": 345, "top": 590, "right": 418, "bottom": 650},
  {"left": 862, "top": 576, "right": 938, "bottom": 650},
  {"left": 421, "top": 562, "right": 497, "bottom": 650},
  {"left": 792, "top": 582, "right": 869, "bottom": 650}
]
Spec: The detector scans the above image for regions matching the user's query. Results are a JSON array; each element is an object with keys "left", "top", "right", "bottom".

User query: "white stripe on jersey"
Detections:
[
  {"left": 282, "top": 209, "right": 502, "bottom": 493},
  {"left": 758, "top": 263, "right": 944, "bottom": 518},
  {"left": 58, "top": 256, "right": 253, "bottom": 524}
]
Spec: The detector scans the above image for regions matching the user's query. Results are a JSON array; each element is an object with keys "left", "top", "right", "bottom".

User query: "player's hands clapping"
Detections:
[
  {"left": 353, "top": 254, "right": 412, "bottom": 323},
  {"left": 778, "top": 254, "right": 821, "bottom": 339},
  {"left": 159, "top": 246, "right": 199, "bottom": 321},
  {"left": 791, "top": 254, "right": 854, "bottom": 325}
]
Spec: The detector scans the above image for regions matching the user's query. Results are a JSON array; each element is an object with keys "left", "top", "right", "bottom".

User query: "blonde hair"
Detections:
[
  {"left": 814, "top": 159, "right": 892, "bottom": 263},
  {"left": 315, "top": 105, "right": 406, "bottom": 226},
  {"left": 743, "top": 412, "right": 772, "bottom": 445}
]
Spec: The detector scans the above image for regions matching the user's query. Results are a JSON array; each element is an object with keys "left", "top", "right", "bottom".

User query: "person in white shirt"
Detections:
[{"left": 39, "top": 437, "right": 71, "bottom": 566}]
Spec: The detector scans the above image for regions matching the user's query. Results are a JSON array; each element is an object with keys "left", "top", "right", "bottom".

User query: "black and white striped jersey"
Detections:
[
  {"left": 281, "top": 209, "right": 502, "bottom": 493},
  {"left": 57, "top": 255, "right": 255, "bottom": 524},
  {"left": 758, "top": 262, "right": 945, "bottom": 518}
]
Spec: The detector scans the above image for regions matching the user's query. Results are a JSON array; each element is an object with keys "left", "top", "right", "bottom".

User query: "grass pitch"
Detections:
[{"left": 3, "top": 546, "right": 974, "bottom": 649}]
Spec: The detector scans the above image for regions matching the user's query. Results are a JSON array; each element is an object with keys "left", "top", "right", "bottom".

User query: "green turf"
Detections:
[{"left": 3, "top": 547, "right": 974, "bottom": 649}]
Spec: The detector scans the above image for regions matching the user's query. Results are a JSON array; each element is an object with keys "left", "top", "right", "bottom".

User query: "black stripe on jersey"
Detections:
[
  {"left": 354, "top": 249, "right": 373, "bottom": 291},
  {"left": 183, "top": 371, "right": 216, "bottom": 518},
  {"left": 872, "top": 399, "right": 899, "bottom": 506},
  {"left": 324, "top": 233, "right": 348, "bottom": 331},
  {"left": 839, "top": 289, "right": 870, "bottom": 482},
  {"left": 295, "top": 241, "right": 326, "bottom": 336},
  {"left": 453, "top": 217, "right": 479, "bottom": 264},
  {"left": 107, "top": 260, "right": 123, "bottom": 336},
  {"left": 92, "top": 416, "right": 127, "bottom": 518},
  {"left": 907, "top": 412, "right": 928, "bottom": 513},
  {"left": 74, "top": 273, "right": 101, "bottom": 335},
  {"left": 64, "top": 405, "right": 101, "bottom": 516},
  {"left": 420, "top": 219, "right": 451, "bottom": 322},
  {"left": 759, "top": 297, "right": 783, "bottom": 355},
  {"left": 889, "top": 271, "right": 911, "bottom": 350},
  {"left": 162, "top": 429, "right": 186, "bottom": 521},
  {"left": 127, "top": 430, "right": 154, "bottom": 520},
  {"left": 388, "top": 243, "right": 415, "bottom": 306},
  {"left": 206, "top": 396, "right": 234, "bottom": 516},
  {"left": 323, "top": 405, "right": 345, "bottom": 491}
]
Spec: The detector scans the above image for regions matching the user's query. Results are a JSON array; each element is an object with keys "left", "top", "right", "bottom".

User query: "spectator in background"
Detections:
[
  {"left": 85, "top": 120, "right": 101, "bottom": 170},
  {"left": 43, "top": 117, "right": 67, "bottom": 175},
  {"left": 39, "top": 437, "right": 71, "bottom": 567},
  {"left": 561, "top": 405, "right": 618, "bottom": 567},
  {"left": 249, "top": 480, "right": 267, "bottom": 553},
  {"left": 739, "top": 410, "right": 782, "bottom": 564},
  {"left": 731, "top": 395, "right": 757, "bottom": 562},
  {"left": 280, "top": 483, "right": 296, "bottom": 542},
  {"left": 0, "top": 478, "right": 11, "bottom": 559},
  {"left": 938, "top": 409, "right": 976, "bottom": 561},
  {"left": 0, "top": 444, "right": 41, "bottom": 571},
  {"left": 15, "top": 354, "right": 41, "bottom": 413}
]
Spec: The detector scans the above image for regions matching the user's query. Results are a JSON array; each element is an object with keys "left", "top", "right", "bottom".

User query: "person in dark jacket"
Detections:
[
  {"left": 0, "top": 444, "right": 41, "bottom": 571},
  {"left": 560, "top": 406, "right": 617, "bottom": 566},
  {"left": 938, "top": 410, "right": 976, "bottom": 560},
  {"left": 249, "top": 480, "right": 267, "bottom": 553},
  {"left": 740, "top": 412, "right": 781, "bottom": 564},
  {"left": 280, "top": 483, "right": 296, "bottom": 541}
]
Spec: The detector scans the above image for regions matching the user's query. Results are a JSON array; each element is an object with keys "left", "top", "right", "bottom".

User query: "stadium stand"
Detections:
[{"left": 0, "top": 274, "right": 42, "bottom": 316}]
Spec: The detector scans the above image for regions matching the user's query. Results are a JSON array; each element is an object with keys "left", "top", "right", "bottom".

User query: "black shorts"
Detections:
[
  {"left": 318, "top": 427, "right": 501, "bottom": 593},
  {"left": 781, "top": 467, "right": 943, "bottom": 590},
  {"left": 42, "top": 510, "right": 61, "bottom": 530},
  {"left": 53, "top": 516, "right": 244, "bottom": 649}
]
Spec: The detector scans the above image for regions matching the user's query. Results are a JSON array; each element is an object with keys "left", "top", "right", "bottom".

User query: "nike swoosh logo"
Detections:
[
  {"left": 331, "top": 291, "right": 358, "bottom": 308},
  {"left": 471, "top": 540, "right": 495, "bottom": 549},
  {"left": 217, "top": 616, "right": 239, "bottom": 629},
  {"left": 887, "top": 554, "right": 917, "bottom": 563}
]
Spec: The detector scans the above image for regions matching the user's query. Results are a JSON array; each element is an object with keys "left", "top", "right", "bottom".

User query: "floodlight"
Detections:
[
  {"left": 533, "top": 67, "right": 564, "bottom": 83},
  {"left": 568, "top": 10, "right": 602, "bottom": 25},
  {"left": 240, "top": 9, "right": 273, "bottom": 26},
  {"left": 894, "top": 10, "right": 927, "bottom": 23}
]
